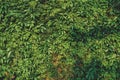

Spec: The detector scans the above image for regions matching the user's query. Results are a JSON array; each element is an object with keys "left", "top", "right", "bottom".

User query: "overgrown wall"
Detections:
[{"left": 0, "top": 0, "right": 120, "bottom": 80}]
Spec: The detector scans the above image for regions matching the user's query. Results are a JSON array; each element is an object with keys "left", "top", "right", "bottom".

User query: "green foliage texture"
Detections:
[{"left": 0, "top": 0, "right": 120, "bottom": 80}]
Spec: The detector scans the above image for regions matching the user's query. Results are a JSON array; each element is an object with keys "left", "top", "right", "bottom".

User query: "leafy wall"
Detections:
[{"left": 0, "top": 0, "right": 120, "bottom": 80}]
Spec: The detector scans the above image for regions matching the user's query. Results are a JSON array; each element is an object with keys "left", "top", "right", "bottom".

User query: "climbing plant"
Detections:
[{"left": 0, "top": 0, "right": 120, "bottom": 80}]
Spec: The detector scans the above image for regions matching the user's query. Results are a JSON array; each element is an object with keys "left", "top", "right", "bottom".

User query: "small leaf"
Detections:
[{"left": 29, "top": 1, "right": 37, "bottom": 8}]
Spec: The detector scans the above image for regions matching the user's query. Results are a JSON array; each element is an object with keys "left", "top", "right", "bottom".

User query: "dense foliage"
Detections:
[{"left": 0, "top": 0, "right": 120, "bottom": 80}]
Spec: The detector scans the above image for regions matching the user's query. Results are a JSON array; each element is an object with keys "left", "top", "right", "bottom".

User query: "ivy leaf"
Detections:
[{"left": 29, "top": 1, "right": 37, "bottom": 9}]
